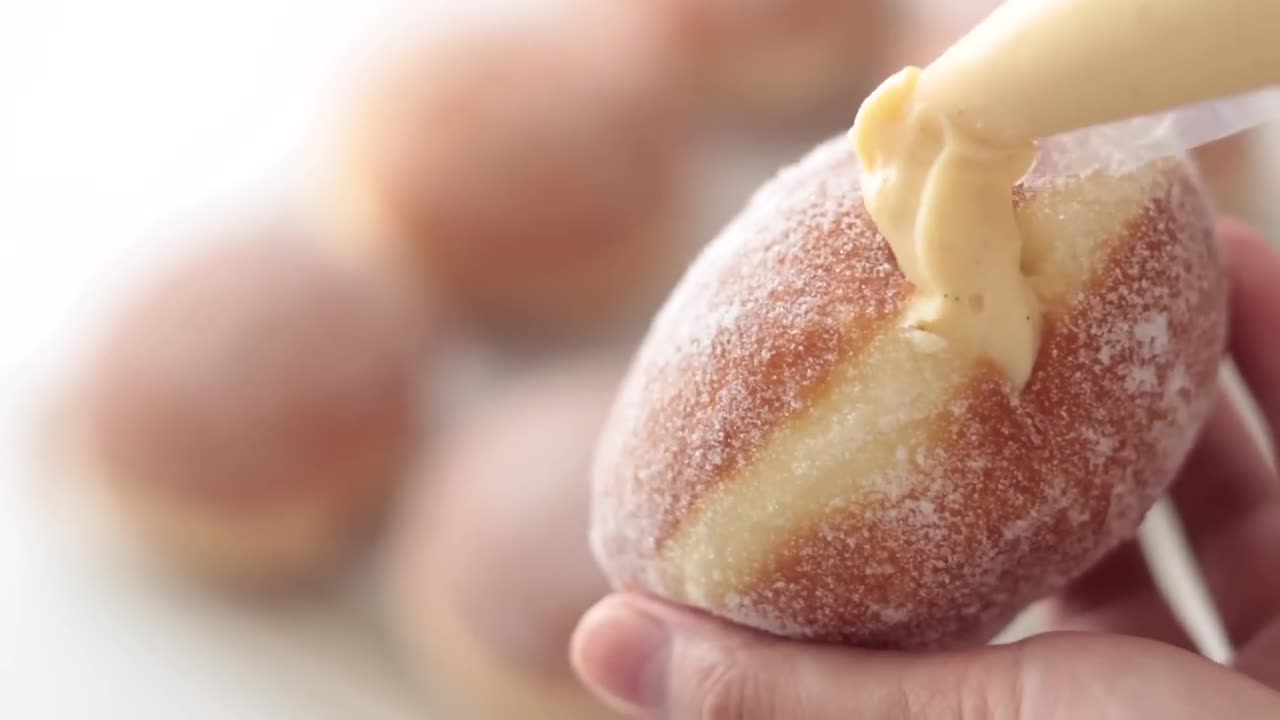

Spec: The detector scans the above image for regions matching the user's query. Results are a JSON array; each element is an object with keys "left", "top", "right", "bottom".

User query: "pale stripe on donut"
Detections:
[{"left": 654, "top": 159, "right": 1185, "bottom": 611}]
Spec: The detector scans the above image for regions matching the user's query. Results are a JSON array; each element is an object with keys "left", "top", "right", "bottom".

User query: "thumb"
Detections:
[
  {"left": 570, "top": 593, "right": 1280, "bottom": 720},
  {"left": 571, "top": 593, "right": 1020, "bottom": 719}
]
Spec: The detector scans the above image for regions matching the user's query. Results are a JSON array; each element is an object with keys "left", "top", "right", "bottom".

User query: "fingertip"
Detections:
[
  {"left": 1216, "top": 217, "right": 1261, "bottom": 246},
  {"left": 1218, "top": 218, "right": 1277, "bottom": 299},
  {"left": 571, "top": 594, "right": 671, "bottom": 714}
]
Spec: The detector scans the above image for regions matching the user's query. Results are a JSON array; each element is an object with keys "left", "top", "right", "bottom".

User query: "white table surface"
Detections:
[{"left": 0, "top": 3, "right": 507, "bottom": 718}]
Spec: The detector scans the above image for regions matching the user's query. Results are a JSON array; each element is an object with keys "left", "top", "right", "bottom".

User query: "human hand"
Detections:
[{"left": 570, "top": 220, "right": 1280, "bottom": 719}]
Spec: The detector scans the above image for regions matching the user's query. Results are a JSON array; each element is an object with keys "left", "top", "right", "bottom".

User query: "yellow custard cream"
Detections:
[{"left": 852, "top": 0, "right": 1280, "bottom": 389}]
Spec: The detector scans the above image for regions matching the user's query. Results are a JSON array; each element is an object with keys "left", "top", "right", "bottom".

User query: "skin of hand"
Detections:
[{"left": 571, "top": 220, "right": 1280, "bottom": 719}]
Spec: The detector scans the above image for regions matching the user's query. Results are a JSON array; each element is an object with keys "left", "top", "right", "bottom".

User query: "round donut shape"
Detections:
[
  {"left": 84, "top": 228, "right": 428, "bottom": 590},
  {"left": 590, "top": 135, "right": 1227, "bottom": 649},
  {"left": 338, "top": 15, "right": 691, "bottom": 342}
]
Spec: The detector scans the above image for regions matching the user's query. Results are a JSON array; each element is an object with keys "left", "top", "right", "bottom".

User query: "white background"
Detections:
[{"left": 0, "top": 3, "right": 498, "bottom": 718}]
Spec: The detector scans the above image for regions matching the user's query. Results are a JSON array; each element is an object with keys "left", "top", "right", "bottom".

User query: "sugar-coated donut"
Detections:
[
  {"left": 631, "top": 0, "right": 889, "bottom": 124},
  {"left": 338, "top": 15, "right": 690, "bottom": 341},
  {"left": 386, "top": 360, "right": 622, "bottom": 719},
  {"left": 589, "top": 135, "right": 1227, "bottom": 649},
  {"left": 84, "top": 228, "right": 427, "bottom": 589}
]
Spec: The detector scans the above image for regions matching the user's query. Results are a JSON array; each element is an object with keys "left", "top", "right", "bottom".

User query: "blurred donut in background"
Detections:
[
  {"left": 631, "top": 0, "right": 890, "bottom": 128},
  {"left": 876, "top": 0, "right": 1000, "bottom": 72},
  {"left": 385, "top": 359, "right": 620, "bottom": 719},
  {"left": 82, "top": 225, "right": 429, "bottom": 590},
  {"left": 336, "top": 13, "right": 692, "bottom": 343}
]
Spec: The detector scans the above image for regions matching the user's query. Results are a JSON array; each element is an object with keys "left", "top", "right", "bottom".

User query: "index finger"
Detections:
[
  {"left": 1219, "top": 218, "right": 1280, "bottom": 455},
  {"left": 1172, "top": 220, "right": 1280, "bottom": 650}
]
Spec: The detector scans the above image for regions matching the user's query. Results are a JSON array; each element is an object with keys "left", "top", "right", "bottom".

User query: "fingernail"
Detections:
[{"left": 573, "top": 597, "right": 671, "bottom": 712}]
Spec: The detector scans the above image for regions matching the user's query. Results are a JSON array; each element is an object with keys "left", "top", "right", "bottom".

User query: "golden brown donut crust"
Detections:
[{"left": 591, "top": 136, "right": 1226, "bottom": 649}]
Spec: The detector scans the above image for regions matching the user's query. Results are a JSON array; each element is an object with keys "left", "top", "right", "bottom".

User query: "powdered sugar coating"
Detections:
[
  {"left": 591, "top": 135, "right": 1226, "bottom": 648},
  {"left": 592, "top": 136, "right": 907, "bottom": 588}
]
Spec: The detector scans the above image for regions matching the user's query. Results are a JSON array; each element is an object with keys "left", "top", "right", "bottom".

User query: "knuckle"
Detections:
[
  {"left": 681, "top": 647, "right": 769, "bottom": 720},
  {"left": 898, "top": 648, "right": 1029, "bottom": 720},
  {"left": 954, "top": 647, "right": 1032, "bottom": 720}
]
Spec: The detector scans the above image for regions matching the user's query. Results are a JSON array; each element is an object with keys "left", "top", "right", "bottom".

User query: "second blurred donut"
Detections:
[
  {"left": 632, "top": 0, "right": 890, "bottom": 127},
  {"left": 338, "top": 15, "right": 692, "bottom": 343},
  {"left": 385, "top": 358, "right": 621, "bottom": 719},
  {"left": 876, "top": 0, "right": 1001, "bottom": 72}
]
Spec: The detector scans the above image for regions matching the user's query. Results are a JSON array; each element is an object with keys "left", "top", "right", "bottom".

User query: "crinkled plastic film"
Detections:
[{"left": 1037, "top": 88, "right": 1280, "bottom": 177}]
